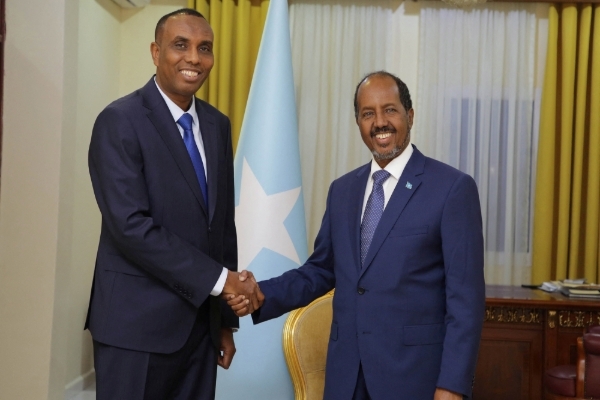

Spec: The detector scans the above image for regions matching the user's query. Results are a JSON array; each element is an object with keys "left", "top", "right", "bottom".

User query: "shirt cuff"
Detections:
[{"left": 210, "top": 267, "right": 228, "bottom": 296}]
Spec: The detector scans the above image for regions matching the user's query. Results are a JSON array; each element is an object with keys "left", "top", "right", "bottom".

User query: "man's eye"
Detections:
[
  {"left": 386, "top": 108, "right": 396, "bottom": 113},
  {"left": 363, "top": 112, "right": 373, "bottom": 118},
  {"left": 199, "top": 46, "right": 212, "bottom": 53},
  {"left": 175, "top": 43, "right": 186, "bottom": 49}
]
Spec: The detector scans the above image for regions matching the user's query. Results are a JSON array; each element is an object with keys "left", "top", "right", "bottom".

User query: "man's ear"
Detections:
[
  {"left": 407, "top": 108, "right": 415, "bottom": 129},
  {"left": 150, "top": 42, "right": 160, "bottom": 68}
]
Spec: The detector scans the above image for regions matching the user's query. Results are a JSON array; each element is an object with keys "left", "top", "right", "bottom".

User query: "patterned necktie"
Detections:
[
  {"left": 177, "top": 113, "right": 208, "bottom": 208},
  {"left": 360, "top": 170, "right": 391, "bottom": 266}
]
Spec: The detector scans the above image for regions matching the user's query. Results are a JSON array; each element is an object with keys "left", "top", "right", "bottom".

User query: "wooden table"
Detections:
[{"left": 473, "top": 285, "right": 600, "bottom": 400}]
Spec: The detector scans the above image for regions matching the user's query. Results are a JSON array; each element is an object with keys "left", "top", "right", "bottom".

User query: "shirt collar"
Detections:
[
  {"left": 369, "top": 144, "right": 414, "bottom": 180},
  {"left": 154, "top": 77, "right": 199, "bottom": 128}
]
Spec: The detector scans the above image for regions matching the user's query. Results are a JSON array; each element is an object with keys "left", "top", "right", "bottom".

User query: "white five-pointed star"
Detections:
[{"left": 235, "top": 158, "right": 302, "bottom": 270}]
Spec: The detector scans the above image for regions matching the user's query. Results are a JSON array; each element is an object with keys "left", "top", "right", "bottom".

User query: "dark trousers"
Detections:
[
  {"left": 94, "top": 304, "right": 217, "bottom": 400},
  {"left": 352, "top": 363, "right": 372, "bottom": 400}
]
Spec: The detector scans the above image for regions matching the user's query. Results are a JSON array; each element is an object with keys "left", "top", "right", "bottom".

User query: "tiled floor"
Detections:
[{"left": 67, "top": 383, "right": 96, "bottom": 400}]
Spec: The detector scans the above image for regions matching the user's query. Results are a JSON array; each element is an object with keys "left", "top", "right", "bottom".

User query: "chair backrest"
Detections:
[
  {"left": 584, "top": 332, "right": 600, "bottom": 398},
  {"left": 283, "top": 291, "right": 334, "bottom": 400}
]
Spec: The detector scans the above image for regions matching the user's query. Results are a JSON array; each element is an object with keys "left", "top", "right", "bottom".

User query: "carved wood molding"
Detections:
[
  {"left": 485, "top": 306, "right": 542, "bottom": 324},
  {"left": 558, "top": 311, "right": 600, "bottom": 328},
  {"left": 548, "top": 310, "right": 556, "bottom": 328}
]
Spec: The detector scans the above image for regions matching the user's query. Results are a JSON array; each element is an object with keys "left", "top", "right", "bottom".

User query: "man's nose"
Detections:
[
  {"left": 374, "top": 111, "right": 387, "bottom": 128},
  {"left": 186, "top": 49, "right": 200, "bottom": 65}
]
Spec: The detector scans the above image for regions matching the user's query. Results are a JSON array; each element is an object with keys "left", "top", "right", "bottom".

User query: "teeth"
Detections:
[
  {"left": 375, "top": 132, "right": 392, "bottom": 139},
  {"left": 181, "top": 70, "right": 199, "bottom": 77}
]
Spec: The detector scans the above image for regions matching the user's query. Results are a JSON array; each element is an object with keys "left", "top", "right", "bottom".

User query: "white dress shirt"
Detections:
[
  {"left": 154, "top": 79, "right": 228, "bottom": 296},
  {"left": 361, "top": 144, "right": 414, "bottom": 221}
]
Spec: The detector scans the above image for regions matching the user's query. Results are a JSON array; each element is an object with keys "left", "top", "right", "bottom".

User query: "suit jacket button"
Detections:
[{"left": 357, "top": 287, "right": 365, "bottom": 295}]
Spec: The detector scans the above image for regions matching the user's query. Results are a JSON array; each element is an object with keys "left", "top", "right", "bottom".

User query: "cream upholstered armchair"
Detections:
[{"left": 283, "top": 291, "right": 334, "bottom": 400}]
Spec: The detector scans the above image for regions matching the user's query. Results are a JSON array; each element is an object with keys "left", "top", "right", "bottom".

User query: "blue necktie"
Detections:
[
  {"left": 360, "top": 170, "right": 391, "bottom": 266},
  {"left": 177, "top": 113, "right": 208, "bottom": 208}
]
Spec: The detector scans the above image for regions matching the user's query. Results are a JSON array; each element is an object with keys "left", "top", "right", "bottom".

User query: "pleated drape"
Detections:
[
  {"left": 532, "top": 3, "right": 600, "bottom": 283},
  {"left": 188, "top": 0, "right": 269, "bottom": 150},
  {"left": 417, "top": 4, "right": 545, "bottom": 285},
  {"left": 288, "top": 1, "right": 411, "bottom": 246}
]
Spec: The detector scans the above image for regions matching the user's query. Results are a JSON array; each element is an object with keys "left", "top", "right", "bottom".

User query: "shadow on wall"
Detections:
[{"left": 95, "top": 0, "right": 122, "bottom": 21}]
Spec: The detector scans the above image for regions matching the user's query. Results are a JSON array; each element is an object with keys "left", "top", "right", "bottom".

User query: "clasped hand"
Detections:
[{"left": 221, "top": 270, "right": 264, "bottom": 316}]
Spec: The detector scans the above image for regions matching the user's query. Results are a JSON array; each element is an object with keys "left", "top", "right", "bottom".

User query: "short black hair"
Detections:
[
  {"left": 353, "top": 71, "right": 412, "bottom": 120},
  {"left": 155, "top": 8, "right": 206, "bottom": 42}
]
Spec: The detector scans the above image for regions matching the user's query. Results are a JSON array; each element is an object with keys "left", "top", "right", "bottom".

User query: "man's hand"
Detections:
[
  {"left": 227, "top": 293, "right": 253, "bottom": 317},
  {"left": 217, "top": 327, "right": 236, "bottom": 369},
  {"left": 238, "top": 269, "right": 257, "bottom": 283},
  {"left": 434, "top": 388, "right": 463, "bottom": 400},
  {"left": 221, "top": 270, "right": 263, "bottom": 314}
]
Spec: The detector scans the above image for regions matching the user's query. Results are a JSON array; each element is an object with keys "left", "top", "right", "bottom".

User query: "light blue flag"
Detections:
[{"left": 215, "top": 1, "right": 307, "bottom": 399}]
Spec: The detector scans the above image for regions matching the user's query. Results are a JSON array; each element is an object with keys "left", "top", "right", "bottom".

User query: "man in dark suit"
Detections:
[
  {"left": 86, "top": 9, "right": 261, "bottom": 400},
  {"left": 231, "top": 71, "right": 485, "bottom": 399}
]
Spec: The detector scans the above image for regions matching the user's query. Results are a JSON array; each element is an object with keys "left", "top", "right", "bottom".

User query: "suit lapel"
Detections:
[
  {"left": 141, "top": 78, "right": 207, "bottom": 216},
  {"left": 360, "top": 147, "right": 426, "bottom": 277},
  {"left": 349, "top": 164, "right": 370, "bottom": 272},
  {"left": 196, "top": 100, "right": 218, "bottom": 224}
]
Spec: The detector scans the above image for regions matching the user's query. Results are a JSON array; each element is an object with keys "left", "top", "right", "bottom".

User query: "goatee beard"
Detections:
[
  {"left": 372, "top": 146, "right": 401, "bottom": 161},
  {"left": 371, "top": 130, "right": 410, "bottom": 161}
]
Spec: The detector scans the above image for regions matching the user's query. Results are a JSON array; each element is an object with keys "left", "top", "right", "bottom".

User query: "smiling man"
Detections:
[
  {"left": 231, "top": 71, "right": 485, "bottom": 399},
  {"left": 86, "top": 9, "right": 262, "bottom": 400}
]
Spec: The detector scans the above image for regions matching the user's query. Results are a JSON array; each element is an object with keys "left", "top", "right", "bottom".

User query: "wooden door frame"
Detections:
[{"left": 0, "top": 0, "right": 5, "bottom": 186}]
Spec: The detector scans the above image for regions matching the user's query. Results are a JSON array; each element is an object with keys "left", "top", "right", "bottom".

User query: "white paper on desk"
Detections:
[
  {"left": 564, "top": 278, "right": 587, "bottom": 284},
  {"left": 540, "top": 282, "right": 560, "bottom": 292}
]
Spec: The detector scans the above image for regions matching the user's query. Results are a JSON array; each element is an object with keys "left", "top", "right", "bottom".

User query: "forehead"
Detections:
[
  {"left": 357, "top": 75, "right": 400, "bottom": 107},
  {"left": 161, "top": 14, "right": 213, "bottom": 42}
]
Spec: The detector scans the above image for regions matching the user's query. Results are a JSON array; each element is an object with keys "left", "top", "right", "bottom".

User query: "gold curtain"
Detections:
[
  {"left": 188, "top": 0, "right": 270, "bottom": 150},
  {"left": 532, "top": 3, "right": 600, "bottom": 283}
]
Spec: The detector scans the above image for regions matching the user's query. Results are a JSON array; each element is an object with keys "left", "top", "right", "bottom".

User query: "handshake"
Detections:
[{"left": 221, "top": 270, "right": 264, "bottom": 317}]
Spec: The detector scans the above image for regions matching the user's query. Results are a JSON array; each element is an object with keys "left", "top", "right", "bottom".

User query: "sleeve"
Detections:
[
  {"left": 88, "top": 106, "right": 225, "bottom": 309},
  {"left": 219, "top": 119, "right": 239, "bottom": 328},
  {"left": 436, "top": 173, "right": 486, "bottom": 398},
  {"left": 252, "top": 182, "right": 337, "bottom": 324}
]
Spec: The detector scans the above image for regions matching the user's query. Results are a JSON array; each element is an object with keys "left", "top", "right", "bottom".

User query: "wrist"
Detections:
[{"left": 223, "top": 270, "right": 235, "bottom": 292}]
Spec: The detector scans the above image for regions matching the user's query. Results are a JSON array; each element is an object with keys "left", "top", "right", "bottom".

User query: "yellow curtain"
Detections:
[
  {"left": 188, "top": 0, "right": 270, "bottom": 151},
  {"left": 532, "top": 3, "right": 600, "bottom": 283}
]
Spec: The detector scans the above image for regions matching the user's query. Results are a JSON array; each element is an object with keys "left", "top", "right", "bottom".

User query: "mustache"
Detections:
[{"left": 370, "top": 126, "right": 397, "bottom": 136}]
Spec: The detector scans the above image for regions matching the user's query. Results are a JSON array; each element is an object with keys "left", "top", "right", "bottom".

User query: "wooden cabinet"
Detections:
[{"left": 474, "top": 285, "right": 600, "bottom": 399}]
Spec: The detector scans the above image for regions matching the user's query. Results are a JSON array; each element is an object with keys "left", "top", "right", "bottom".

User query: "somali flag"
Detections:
[{"left": 215, "top": 1, "right": 307, "bottom": 398}]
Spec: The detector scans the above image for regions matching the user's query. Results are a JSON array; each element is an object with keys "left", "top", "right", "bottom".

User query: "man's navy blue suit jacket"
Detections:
[
  {"left": 254, "top": 146, "right": 485, "bottom": 399},
  {"left": 86, "top": 77, "right": 237, "bottom": 354}
]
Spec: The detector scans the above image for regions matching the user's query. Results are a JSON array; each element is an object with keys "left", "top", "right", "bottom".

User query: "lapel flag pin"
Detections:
[{"left": 405, "top": 182, "right": 413, "bottom": 189}]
